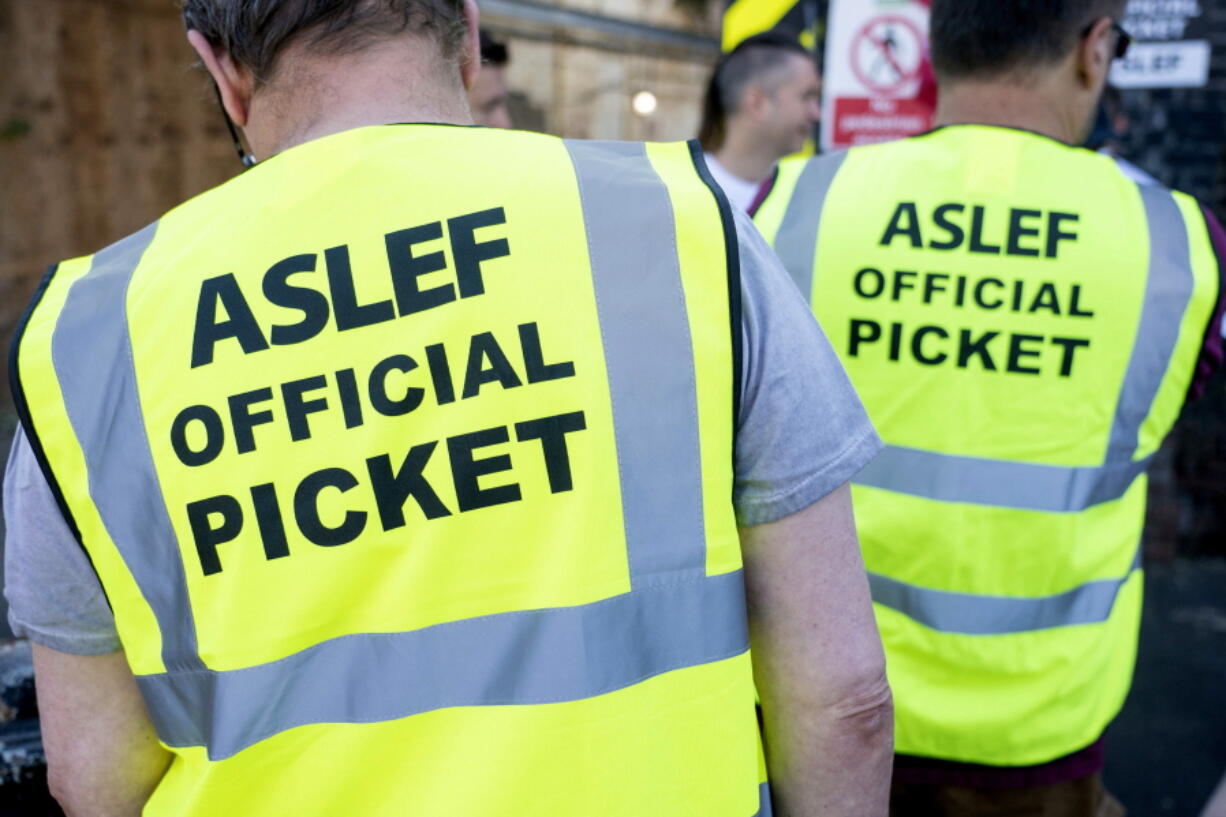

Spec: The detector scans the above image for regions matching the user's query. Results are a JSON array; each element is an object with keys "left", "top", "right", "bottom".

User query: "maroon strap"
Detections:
[
  {"left": 1188, "top": 204, "right": 1226, "bottom": 401},
  {"left": 746, "top": 165, "right": 779, "bottom": 218}
]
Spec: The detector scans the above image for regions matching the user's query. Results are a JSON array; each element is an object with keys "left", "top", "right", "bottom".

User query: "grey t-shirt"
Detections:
[{"left": 3, "top": 208, "right": 881, "bottom": 654}]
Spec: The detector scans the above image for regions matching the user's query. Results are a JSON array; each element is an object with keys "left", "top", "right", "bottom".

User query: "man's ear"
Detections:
[
  {"left": 1077, "top": 17, "right": 1115, "bottom": 91},
  {"left": 186, "top": 29, "right": 253, "bottom": 127},
  {"left": 460, "top": 0, "right": 481, "bottom": 91},
  {"left": 742, "top": 86, "right": 769, "bottom": 120}
]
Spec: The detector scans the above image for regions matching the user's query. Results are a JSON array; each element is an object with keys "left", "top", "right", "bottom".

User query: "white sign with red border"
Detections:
[{"left": 822, "top": 0, "right": 934, "bottom": 151}]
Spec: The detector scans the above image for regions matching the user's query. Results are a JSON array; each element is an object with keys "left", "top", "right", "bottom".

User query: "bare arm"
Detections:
[
  {"left": 740, "top": 483, "right": 893, "bottom": 817},
  {"left": 33, "top": 645, "right": 171, "bottom": 816}
]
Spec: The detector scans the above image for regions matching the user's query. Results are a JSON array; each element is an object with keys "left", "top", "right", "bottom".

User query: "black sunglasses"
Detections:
[{"left": 1083, "top": 19, "right": 1132, "bottom": 60}]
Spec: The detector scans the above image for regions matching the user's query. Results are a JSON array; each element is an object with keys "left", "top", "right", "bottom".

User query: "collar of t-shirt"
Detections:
[{"left": 704, "top": 153, "right": 766, "bottom": 214}]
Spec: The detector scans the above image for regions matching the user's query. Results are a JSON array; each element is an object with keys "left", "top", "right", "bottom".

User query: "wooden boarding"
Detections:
[{"left": 0, "top": 0, "right": 237, "bottom": 414}]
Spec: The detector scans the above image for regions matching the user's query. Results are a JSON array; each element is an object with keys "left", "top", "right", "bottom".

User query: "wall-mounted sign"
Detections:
[
  {"left": 822, "top": 0, "right": 934, "bottom": 151},
  {"left": 1110, "top": 0, "right": 1210, "bottom": 88}
]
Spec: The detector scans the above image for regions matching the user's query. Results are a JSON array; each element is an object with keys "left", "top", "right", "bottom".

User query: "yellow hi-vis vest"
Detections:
[
  {"left": 754, "top": 125, "right": 1221, "bottom": 767},
  {"left": 12, "top": 125, "right": 771, "bottom": 816}
]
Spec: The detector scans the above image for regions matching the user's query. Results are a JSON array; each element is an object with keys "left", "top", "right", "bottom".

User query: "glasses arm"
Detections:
[{"left": 211, "top": 83, "right": 257, "bottom": 169}]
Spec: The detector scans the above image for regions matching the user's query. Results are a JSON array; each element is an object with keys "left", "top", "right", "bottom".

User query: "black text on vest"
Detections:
[
  {"left": 185, "top": 410, "right": 587, "bottom": 576},
  {"left": 844, "top": 267, "right": 1096, "bottom": 377},
  {"left": 173, "top": 318, "right": 586, "bottom": 576},
  {"left": 854, "top": 201, "right": 1097, "bottom": 377},
  {"left": 880, "top": 202, "right": 1079, "bottom": 259},
  {"left": 190, "top": 207, "right": 511, "bottom": 368}
]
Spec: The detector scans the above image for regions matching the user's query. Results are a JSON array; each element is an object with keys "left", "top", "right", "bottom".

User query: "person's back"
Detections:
[
  {"left": 16, "top": 125, "right": 759, "bottom": 814},
  {"left": 761, "top": 123, "right": 1219, "bottom": 756},
  {"left": 4, "top": 1, "right": 895, "bottom": 814},
  {"left": 753, "top": 0, "right": 1224, "bottom": 810}
]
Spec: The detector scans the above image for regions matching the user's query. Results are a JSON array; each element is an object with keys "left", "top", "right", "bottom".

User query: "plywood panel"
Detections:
[{"left": 0, "top": 0, "right": 237, "bottom": 415}]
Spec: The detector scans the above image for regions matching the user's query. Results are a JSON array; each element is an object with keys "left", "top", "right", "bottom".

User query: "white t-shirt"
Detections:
[{"left": 703, "top": 153, "right": 766, "bottom": 213}]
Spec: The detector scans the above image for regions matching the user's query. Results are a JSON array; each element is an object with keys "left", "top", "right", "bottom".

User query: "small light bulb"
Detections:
[{"left": 632, "top": 90, "right": 658, "bottom": 117}]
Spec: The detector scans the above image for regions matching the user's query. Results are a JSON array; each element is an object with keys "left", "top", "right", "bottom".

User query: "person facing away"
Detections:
[
  {"left": 469, "top": 28, "right": 512, "bottom": 129},
  {"left": 752, "top": 0, "right": 1226, "bottom": 813},
  {"left": 3, "top": 1, "right": 894, "bottom": 815},
  {"left": 698, "top": 32, "right": 821, "bottom": 213}
]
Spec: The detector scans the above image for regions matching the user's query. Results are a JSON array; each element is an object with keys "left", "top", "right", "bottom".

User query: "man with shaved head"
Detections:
[{"left": 699, "top": 33, "right": 821, "bottom": 213}]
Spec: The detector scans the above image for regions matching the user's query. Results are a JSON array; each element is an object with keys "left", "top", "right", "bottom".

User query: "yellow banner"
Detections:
[{"left": 721, "top": 0, "right": 800, "bottom": 51}]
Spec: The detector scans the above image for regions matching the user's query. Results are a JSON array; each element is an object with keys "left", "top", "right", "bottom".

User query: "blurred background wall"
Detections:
[
  {"left": 0, "top": 0, "right": 721, "bottom": 421},
  {"left": 483, "top": 0, "right": 721, "bottom": 137}
]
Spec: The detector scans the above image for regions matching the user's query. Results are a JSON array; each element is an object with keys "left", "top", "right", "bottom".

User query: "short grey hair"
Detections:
[{"left": 181, "top": 0, "right": 468, "bottom": 85}]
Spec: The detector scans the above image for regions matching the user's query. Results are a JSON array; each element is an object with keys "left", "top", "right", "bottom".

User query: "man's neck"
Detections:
[
  {"left": 246, "top": 41, "right": 474, "bottom": 159},
  {"left": 933, "top": 79, "right": 1084, "bottom": 146},
  {"left": 712, "top": 128, "right": 782, "bottom": 186}
]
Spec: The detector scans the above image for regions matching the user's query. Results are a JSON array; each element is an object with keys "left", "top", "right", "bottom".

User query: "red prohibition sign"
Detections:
[{"left": 851, "top": 15, "right": 925, "bottom": 94}]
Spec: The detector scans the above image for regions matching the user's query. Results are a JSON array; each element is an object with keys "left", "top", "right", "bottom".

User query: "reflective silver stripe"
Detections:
[
  {"left": 51, "top": 223, "right": 205, "bottom": 673},
  {"left": 139, "top": 570, "right": 748, "bottom": 760},
  {"left": 773, "top": 152, "right": 846, "bottom": 297},
  {"left": 855, "top": 183, "right": 1196, "bottom": 512},
  {"left": 54, "top": 145, "right": 741, "bottom": 762},
  {"left": 855, "top": 444, "right": 1151, "bottom": 512},
  {"left": 565, "top": 139, "right": 707, "bottom": 584},
  {"left": 1107, "top": 185, "right": 1194, "bottom": 462},
  {"left": 869, "top": 549, "right": 1142, "bottom": 634},
  {"left": 753, "top": 782, "right": 774, "bottom": 817}
]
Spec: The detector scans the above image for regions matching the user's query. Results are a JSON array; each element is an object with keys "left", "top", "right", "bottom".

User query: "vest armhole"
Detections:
[
  {"left": 8, "top": 263, "right": 96, "bottom": 572},
  {"left": 1188, "top": 203, "right": 1226, "bottom": 401},
  {"left": 1195, "top": 202, "right": 1226, "bottom": 326},
  {"left": 686, "top": 139, "right": 744, "bottom": 437}
]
